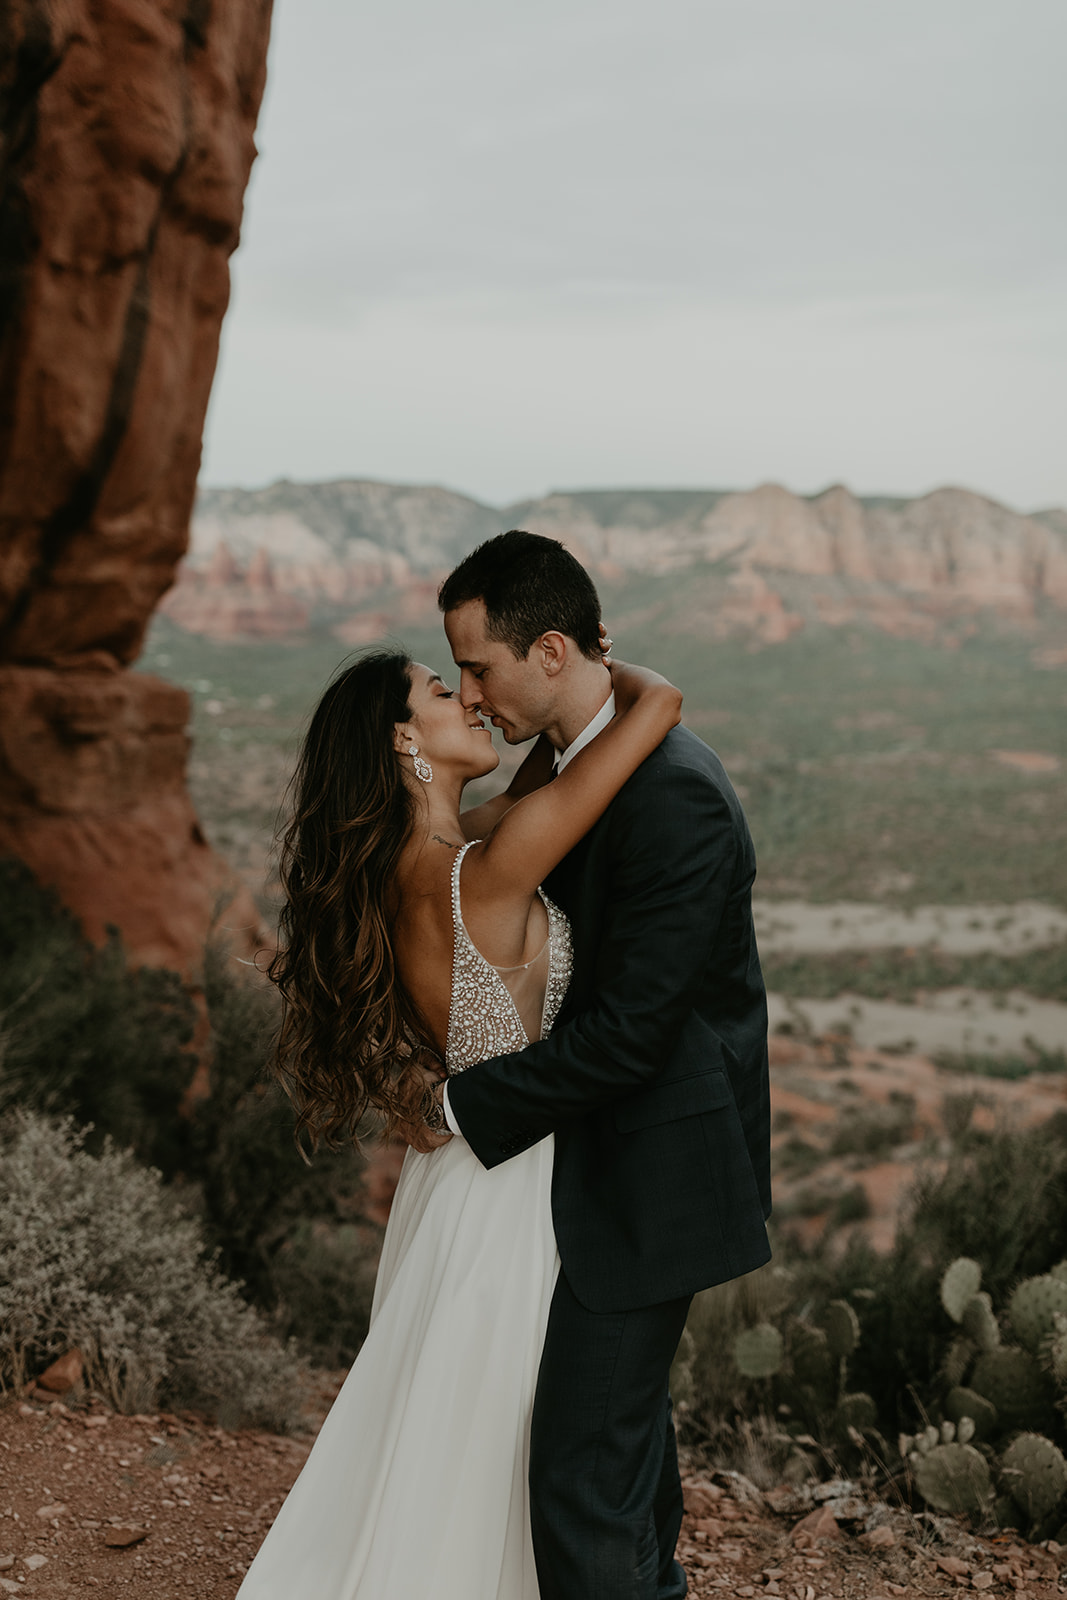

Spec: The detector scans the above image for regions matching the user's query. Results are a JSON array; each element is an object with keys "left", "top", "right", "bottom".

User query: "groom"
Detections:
[{"left": 434, "top": 530, "right": 771, "bottom": 1600}]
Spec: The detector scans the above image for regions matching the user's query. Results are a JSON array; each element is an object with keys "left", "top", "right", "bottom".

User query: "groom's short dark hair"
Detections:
[{"left": 438, "top": 530, "right": 603, "bottom": 660}]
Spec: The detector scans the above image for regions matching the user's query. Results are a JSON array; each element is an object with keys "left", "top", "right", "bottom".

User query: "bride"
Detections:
[{"left": 237, "top": 642, "right": 681, "bottom": 1599}]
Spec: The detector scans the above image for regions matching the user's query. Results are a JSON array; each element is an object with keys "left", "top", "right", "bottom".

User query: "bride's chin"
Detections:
[{"left": 478, "top": 749, "right": 501, "bottom": 776}]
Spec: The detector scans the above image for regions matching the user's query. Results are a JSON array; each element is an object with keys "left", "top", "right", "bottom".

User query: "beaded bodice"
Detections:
[{"left": 445, "top": 841, "right": 573, "bottom": 1074}]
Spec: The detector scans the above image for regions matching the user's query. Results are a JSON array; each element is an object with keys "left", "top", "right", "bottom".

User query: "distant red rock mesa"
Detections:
[
  {"left": 0, "top": 0, "right": 273, "bottom": 971},
  {"left": 169, "top": 479, "right": 1067, "bottom": 648}
]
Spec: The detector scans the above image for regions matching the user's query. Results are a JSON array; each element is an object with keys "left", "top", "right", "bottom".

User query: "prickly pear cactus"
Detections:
[
  {"left": 733, "top": 1322, "right": 784, "bottom": 1378},
  {"left": 971, "top": 1346, "right": 1051, "bottom": 1432},
  {"left": 941, "top": 1257, "right": 983, "bottom": 1323},
  {"left": 790, "top": 1322, "right": 833, "bottom": 1392},
  {"left": 834, "top": 1391, "right": 877, "bottom": 1435},
  {"left": 942, "top": 1334, "right": 976, "bottom": 1388},
  {"left": 1050, "top": 1319, "right": 1067, "bottom": 1388},
  {"left": 1050, "top": 1260, "right": 1067, "bottom": 1284},
  {"left": 1000, "top": 1433, "right": 1067, "bottom": 1524},
  {"left": 991, "top": 1493, "right": 1021, "bottom": 1531},
  {"left": 912, "top": 1441, "right": 992, "bottom": 1517},
  {"left": 961, "top": 1291, "right": 1001, "bottom": 1352},
  {"left": 1008, "top": 1275, "right": 1067, "bottom": 1357},
  {"left": 824, "top": 1299, "right": 860, "bottom": 1360},
  {"left": 944, "top": 1385, "right": 998, "bottom": 1441}
]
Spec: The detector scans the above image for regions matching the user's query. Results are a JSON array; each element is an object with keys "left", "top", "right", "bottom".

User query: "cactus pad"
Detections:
[
  {"left": 971, "top": 1346, "right": 1050, "bottom": 1432},
  {"left": 733, "top": 1322, "right": 784, "bottom": 1378},
  {"left": 790, "top": 1322, "right": 833, "bottom": 1391},
  {"left": 912, "top": 1442, "right": 991, "bottom": 1517},
  {"left": 834, "top": 1391, "right": 877, "bottom": 1434},
  {"left": 942, "top": 1334, "right": 976, "bottom": 1388},
  {"left": 1001, "top": 1433, "right": 1067, "bottom": 1524},
  {"left": 824, "top": 1299, "right": 860, "bottom": 1359},
  {"left": 944, "top": 1386, "right": 998, "bottom": 1441},
  {"left": 941, "top": 1257, "right": 982, "bottom": 1323},
  {"left": 991, "top": 1494, "right": 1021, "bottom": 1530},
  {"left": 961, "top": 1291, "right": 1001, "bottom": 1352},
  {"left": 1008, "top": 1275, "right": 1067, "bottom": 1356},
  {"left": 1050, "top": 1325, "right": 1067, "bottom": 1387}
]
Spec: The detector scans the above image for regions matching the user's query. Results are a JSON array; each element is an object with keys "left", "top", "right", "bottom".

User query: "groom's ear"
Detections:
[{"left": 536, "top": 631, "right": 568, "bottom": 677}]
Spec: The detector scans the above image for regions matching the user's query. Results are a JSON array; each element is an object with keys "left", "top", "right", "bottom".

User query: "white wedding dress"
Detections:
[{"left": 237, "top": 842, "right": 572, "bottom": 1599}]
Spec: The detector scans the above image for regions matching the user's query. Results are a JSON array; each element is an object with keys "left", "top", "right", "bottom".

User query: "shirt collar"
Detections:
[{"left": 555, "top": 691, "right": 616, "bottom": 775}]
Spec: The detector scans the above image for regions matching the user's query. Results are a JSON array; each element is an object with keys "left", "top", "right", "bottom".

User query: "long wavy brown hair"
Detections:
[{"left": 267, "top": 649, "right": 431, "bottom": 1151}]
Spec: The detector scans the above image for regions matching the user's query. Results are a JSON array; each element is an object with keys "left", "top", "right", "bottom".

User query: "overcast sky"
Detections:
[{"left": 200, "top": 0, "right": 1066, "bottom": 511}]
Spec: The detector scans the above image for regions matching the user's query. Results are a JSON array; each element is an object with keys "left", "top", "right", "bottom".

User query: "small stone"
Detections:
[
  {"left": 36, "top": 1349, "right": 84, "bottom": 1393},
  {"left": 971, "top": 1577, "right": 994, "bottom": 1592},
  {"left": 23, "top": 1553, "right": 48, "bottom": 1570},
  {"left": 17, "top": 1403, "right": 39, "bottom": 1417},
  {"left": 937, "top": 1557, "right": 971, "bottom": 1578},
  {"left": 694, "top": 1517, "right": 724, "bottom": 1539},
  {"left": 0, "top": 1559, "right": 11, "bottom": 1573},
  {"left": 684, "top": 1483, "right": 721, "bottom": 1519},
  {"left": 36, "top": 1502, "right": 68, "bottom": 1520},
  {"left": 791, "top": 1506, "right": 843, "bottom": 1547},
  {"left": 765, "top": 1485, "right": 808, "bottom": 1515},
  {"left": 860, "top": 1526, "right": 897, "bottom": 1550},
  {"left": 0, "top": 1579, "right": 20, "bottom": 1595},
  {"left": 992, "top": 1566, "right": 1013, "bottom": 1582},
  {"left": 104, "top": 1526, "right": 149, "bottom": 1549},
  {"left": 83, "top": 1414, "right": 108, "bottom": 1429}
]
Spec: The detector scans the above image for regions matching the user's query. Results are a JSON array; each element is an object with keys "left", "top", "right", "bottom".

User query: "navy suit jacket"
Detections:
[{"left": 447, "top": 724, "right": 772, "bottom": 1313}]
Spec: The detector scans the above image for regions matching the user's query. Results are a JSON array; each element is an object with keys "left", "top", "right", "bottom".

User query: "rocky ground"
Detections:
[{"left": 2, "top": 1392, "right": 1065, "bottom": 1598}]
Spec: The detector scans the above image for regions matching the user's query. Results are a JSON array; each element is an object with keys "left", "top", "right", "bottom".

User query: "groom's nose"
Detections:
[{"left": 459, "top": 669, "right": 483, "bottom": 709}]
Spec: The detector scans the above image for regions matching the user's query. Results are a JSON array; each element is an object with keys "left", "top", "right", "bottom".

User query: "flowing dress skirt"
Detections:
[{"left": 237, "top": 1131, "right": 558, "bottom": 1599}]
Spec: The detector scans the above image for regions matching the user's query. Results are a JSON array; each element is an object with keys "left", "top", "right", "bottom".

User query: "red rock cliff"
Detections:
[{"left": 0, "top": 0, "right": 273, "bottom": 969}]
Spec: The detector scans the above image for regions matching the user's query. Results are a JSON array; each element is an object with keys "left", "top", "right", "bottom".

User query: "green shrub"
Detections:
[
  {"left": 0, "top": 1111, "right": 306, "bottom": 1428},
  {"left": 269, "top": 1220, "right": 381, "bottom": 1367},
  {"left": 828, "top": 1094, "right": 916, "bottom": 1158},
  {"left": 0, "top": 859, "right": 197, "bottom": 1171},
  {"left": 0, "top": 864, "right": 378, "bottom": 1367}
]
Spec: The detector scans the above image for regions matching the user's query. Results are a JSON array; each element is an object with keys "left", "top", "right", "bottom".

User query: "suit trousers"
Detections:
[{"left": 529, "top": 1269, "right": 692, "bottom": 1600}]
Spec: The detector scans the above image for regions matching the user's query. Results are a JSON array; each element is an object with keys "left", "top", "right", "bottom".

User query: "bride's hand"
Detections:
[
  {"left": 399, "top": 1063, "right": 453, "bottom": 1152},
  {"left": 402, "top": 1116, "right": 452, "bottom": 1154}
]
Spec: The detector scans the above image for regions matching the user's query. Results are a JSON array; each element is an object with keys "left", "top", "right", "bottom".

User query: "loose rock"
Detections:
[
  {"left": 104, "top": 1526, "right": 150, "bottom": 1549},
  {"left": 791, "top": 1506, "right": 843, "bottom": 1547},
  {"left": 859, "top": 1525, "right": 897, "bottom": 1549},
  {"left": 36, "top": 1349, "right": 84, "bottom": 1393}
]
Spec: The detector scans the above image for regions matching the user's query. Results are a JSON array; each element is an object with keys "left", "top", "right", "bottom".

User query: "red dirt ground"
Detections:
[{"left": 2, "top": 1393, "right": 1064, "bottom": 1598}]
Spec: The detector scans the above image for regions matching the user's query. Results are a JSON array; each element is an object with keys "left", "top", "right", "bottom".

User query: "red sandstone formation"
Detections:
[
  {"left": 169, "top": 478, "right": 1067, "bottom": 649},
  {"left": 160, "top": 542, "right": 309, "bottom": 639},
  {"left": 0, "top": 0, "right": 273, "bottom": 970}
]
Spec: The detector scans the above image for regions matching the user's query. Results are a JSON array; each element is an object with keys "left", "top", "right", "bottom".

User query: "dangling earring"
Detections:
[{"left": 409, "top": 744, "right": 433, "bottom": 783}]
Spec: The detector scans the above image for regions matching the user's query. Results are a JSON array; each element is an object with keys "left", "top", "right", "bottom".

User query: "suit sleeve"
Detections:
[{"left": 445, "top": 754, "right": 739, "bottom": 1169}]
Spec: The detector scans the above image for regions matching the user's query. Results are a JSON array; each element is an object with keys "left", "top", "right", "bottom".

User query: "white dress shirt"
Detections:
[{"left": 441, "top": 691, "right": 616, "bottom": 1137}]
